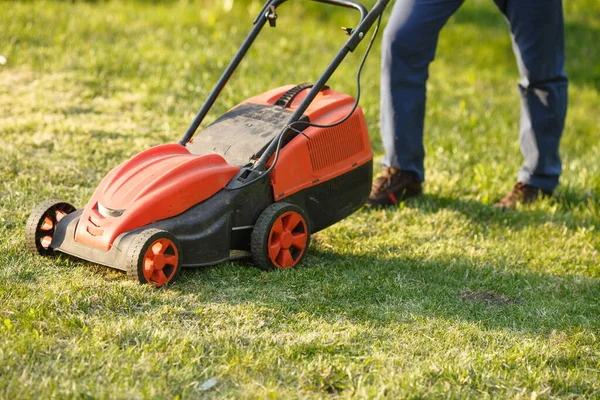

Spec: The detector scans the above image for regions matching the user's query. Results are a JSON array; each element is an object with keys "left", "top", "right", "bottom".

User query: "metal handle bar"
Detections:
[
  {"left": 256, "top": 0, "right": 368, "bottom": 25},
  {"left": 312, "top": 0, "right": 367, "bottom": 22},
  {"left": 254, "top": 0, "right": 389, "bottom": 170},
  {"left": 179, "top": 0, "right": 382, "bottom": 146}
]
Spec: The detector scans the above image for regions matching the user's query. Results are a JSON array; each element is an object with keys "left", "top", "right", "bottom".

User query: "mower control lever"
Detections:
[{"left": 266, "top": 5, "right": 277, "bottom": 27}]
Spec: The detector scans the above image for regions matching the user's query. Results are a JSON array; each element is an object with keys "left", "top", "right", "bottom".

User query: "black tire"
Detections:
[
  {"left": 251, "top": 202, "right": 311, "bottom": 271},
  {"left": 25, "top": 200, "right": 76, "bottom": 256},
  {"left": 125, "top": 228, "right": 182, "bottom": 287}
]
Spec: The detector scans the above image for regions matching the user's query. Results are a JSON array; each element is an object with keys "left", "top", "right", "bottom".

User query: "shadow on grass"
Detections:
[
  {"left": 175, "top": 246, "right": 600, "bottom": 335},
  {"left": 402, "top": 193, "right": 600, "bottom": 232}
]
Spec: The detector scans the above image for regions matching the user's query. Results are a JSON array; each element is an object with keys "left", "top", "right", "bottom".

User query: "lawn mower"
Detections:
[{"left": 25, "top": 0, "right": 390, "bottom": 287}]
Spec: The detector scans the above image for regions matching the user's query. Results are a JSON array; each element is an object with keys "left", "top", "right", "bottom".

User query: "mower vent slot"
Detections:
[
  {"left": 88, "top": 216, "right": 101, "bottom": 228},
  {"left": 306, "top": 114, "right": 364, "bottom": 172},
  {"left": 86, "top": 224, "right": 104, "bottom": 237}
]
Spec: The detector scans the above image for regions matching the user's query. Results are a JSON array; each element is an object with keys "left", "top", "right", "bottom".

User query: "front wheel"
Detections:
[
  {"left": 25, "top": 200, "right": 76, "bottom": 256},
  {"left": 251, "top": 202, "right": 311, "bottom": 270},
  {"left": 125, "top": 229, "right": 182, "bottom": 287}
]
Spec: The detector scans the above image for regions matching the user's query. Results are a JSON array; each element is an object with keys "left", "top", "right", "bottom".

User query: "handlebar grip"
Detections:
[{"left": 255, "top": 0, "right": 368, "bottom": 25}]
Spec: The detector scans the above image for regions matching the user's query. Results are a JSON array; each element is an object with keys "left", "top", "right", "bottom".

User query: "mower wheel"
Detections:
[
  {"left": 125, "top": 229, "right": 182, "bottom": 288},
  {"left": 251, "top": 202, "right": 311, "bottom": 270},
  {"left": 26, "top": 200, "right": 76, "bottom": 256}
]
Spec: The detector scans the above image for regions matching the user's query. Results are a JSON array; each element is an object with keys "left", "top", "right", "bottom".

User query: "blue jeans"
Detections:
[{"left": 380, "top": 0, "right": 568, "bottom": 192}]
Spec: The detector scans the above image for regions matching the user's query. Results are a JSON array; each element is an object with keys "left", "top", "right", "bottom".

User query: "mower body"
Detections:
[
  {"left": 28, "top": 0, "right": 391, "bottom": 284},
  {"left": 50, "top": 85, "right": 373, "bottom": 270}
]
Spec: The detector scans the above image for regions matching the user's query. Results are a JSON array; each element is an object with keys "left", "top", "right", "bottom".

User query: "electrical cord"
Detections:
[
  {"left": 289, "top": 13, "right": 383, "bottom": 131},
  {"left": 230, "top": 13, "right": 383, "bottom": 190}
]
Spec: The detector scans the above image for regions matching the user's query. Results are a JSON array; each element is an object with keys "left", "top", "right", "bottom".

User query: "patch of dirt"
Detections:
[{"left": 461, "top": 290, "right": 519, "bottom": 306}]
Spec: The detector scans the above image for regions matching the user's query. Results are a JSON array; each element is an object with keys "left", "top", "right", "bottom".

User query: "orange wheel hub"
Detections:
[
  {"left": 142, "top": 238, "right": 179, "bottom": 287},
  {"left": 39, "top": 209, "right": 69, "bottom": 249},
  {"left": 267, "top": 211, "right": 308, "bottom": 269}
]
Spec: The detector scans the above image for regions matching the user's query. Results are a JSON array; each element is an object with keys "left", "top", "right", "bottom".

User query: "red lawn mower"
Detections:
[{"left": 26, "top": 0, "right": 389, "bottom": 287}]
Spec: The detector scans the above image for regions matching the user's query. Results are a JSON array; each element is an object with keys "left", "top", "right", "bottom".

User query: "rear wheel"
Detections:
[
  {"left": 26, "top": 200, "right": 76, "bottom": 256},
  {"left": 251, "top": 202, "right": 310, "bottom": 270},
  {"left": 125, "top": 229, "right": 182, "bottom": 287}
]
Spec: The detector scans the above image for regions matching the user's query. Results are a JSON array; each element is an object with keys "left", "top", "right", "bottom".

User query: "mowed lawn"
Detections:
[{"left": 1, "top": 0, "right": 599, "bottom": 398}]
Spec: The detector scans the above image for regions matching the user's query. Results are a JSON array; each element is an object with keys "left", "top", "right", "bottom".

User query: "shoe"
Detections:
[
  {"left": 495, "top": 182, "right": 553, "bottom": 210},
  {"left": 366, "top": 167, "right": 422, "bottom": 207}
]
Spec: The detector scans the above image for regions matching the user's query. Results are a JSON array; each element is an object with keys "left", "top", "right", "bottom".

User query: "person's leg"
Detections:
[
  {"left": 380, "top": 0, "right": 464, "bottom": 183},
  {"left": 494, "top": 0, "right": 568, "bottom": 193}
]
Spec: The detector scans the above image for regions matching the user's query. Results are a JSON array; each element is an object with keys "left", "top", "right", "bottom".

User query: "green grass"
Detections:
[{"left": 1, "top": 0, "right": 599, "bottom": 398}]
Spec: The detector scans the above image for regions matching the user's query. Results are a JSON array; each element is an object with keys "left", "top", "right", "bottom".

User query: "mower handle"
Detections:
[
  {"left": 254, "top": 0, "right": 368, "bottom": 26},
  {"left": 179, "top": 0, "right": 390, "bottom": 150},
  {"left": 311, "top": 0, "right": 368, "bottom": 21}
]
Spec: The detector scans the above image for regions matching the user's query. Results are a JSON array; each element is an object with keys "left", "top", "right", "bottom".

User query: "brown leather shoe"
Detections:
[
  {"left": 495, "top": 182, "right": 553, "bottom": 210},
  {"left": 366, "top": 167, "right": 422, "bottom": 207}
]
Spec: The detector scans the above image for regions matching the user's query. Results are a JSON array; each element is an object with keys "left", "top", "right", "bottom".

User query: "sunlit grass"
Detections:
[{"left": 1, "top": 0, "right": 599, "bottom": 398}]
